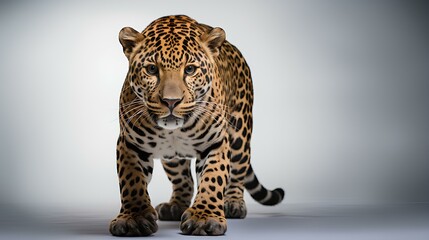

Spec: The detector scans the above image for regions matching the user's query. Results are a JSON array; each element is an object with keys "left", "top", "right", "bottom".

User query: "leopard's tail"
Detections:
[{"left": 244, "top": 164, "right": 285, "bottom": 206}]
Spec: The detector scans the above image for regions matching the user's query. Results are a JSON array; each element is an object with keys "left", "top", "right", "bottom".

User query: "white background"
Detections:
[{"left": 0, "top": 0, "right": 428, "bottom": 212}]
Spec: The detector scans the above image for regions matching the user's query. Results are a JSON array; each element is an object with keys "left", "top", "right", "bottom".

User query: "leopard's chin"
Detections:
[{"left": 157, "top": 115, "right": 184, "bottom": 130}]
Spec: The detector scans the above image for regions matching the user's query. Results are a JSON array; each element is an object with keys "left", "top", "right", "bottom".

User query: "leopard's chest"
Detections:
[{"left": 149, "top": 132, "right": 197, "bottom": 161}]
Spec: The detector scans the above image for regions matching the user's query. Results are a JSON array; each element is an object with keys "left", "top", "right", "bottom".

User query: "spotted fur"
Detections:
[{"left": 109, "top": 15, "right": 284, "bottom": 236}]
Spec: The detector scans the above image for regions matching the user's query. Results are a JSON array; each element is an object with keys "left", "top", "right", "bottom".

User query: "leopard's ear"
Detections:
[
  {"left": 119, "top": 27, "right": 143, "bottom": 60},
  {"left": 201, "top": 27, "right": 225, "bottom": 57}
]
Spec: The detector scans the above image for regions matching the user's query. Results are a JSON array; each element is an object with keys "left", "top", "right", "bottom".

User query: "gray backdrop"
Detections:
[{"left": 1, "top": 0, "right": 428, "bottom": 212}]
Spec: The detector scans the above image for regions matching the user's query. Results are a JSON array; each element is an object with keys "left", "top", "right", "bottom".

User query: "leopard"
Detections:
[{"left": 109, "top": 15, "right": 284, "bottom": 236}]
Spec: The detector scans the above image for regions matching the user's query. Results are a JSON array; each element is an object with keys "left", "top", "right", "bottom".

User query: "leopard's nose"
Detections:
[{"left": 160, "top": 96, "right": 183, "bottom": 111}]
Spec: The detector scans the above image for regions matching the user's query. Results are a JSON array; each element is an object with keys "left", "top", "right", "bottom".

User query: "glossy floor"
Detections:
[{"left": 1, "top": 203, "right": 428, "bottom": 239}]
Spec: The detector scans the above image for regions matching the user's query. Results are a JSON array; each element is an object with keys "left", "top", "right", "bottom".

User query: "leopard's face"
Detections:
[
  {"left": 121, "top": 16, "right": 224, "bottom": 130},
  {"left": 128, "top": 51, "right": 213, "bottom": 130}
]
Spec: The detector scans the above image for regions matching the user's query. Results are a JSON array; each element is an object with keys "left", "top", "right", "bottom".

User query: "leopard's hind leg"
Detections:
[{"left": 156, "top": 159, "right": 194, "bottom": 221}]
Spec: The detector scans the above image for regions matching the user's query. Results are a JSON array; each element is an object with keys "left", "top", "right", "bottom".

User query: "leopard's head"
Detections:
[{"left": 119, "top": 15, "right": 225, "bottom": 130}]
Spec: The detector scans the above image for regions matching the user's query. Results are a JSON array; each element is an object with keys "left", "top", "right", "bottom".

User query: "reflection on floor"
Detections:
[{"left": 1, "top": 203, "right": 428, "bottom": 239}]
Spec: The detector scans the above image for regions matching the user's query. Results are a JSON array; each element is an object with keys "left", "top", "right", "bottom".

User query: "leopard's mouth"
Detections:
[{"left": 157, "top": 115, "right": 184, "bottom": 130}]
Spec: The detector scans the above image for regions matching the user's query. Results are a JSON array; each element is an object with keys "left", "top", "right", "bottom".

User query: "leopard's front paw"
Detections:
[
  {"left": 225, "top": 199, "right": 247, "bottom": 218},
  {"left": 109, "top": 208, "right": 158, "bottom": 236},
  {"left": 156, "top": 201, "right": 188, "bottom": 221},
  {"left": 180, "top": 207, "right": 227, "bottom": 235}
]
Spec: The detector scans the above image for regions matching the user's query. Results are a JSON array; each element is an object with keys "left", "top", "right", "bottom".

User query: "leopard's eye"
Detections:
[
  {"left": 184, "top": 65, "right": 196, "bottom": 75},
  {"left": 146, "top": 64, "right": 158, "bottom": 75}
]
